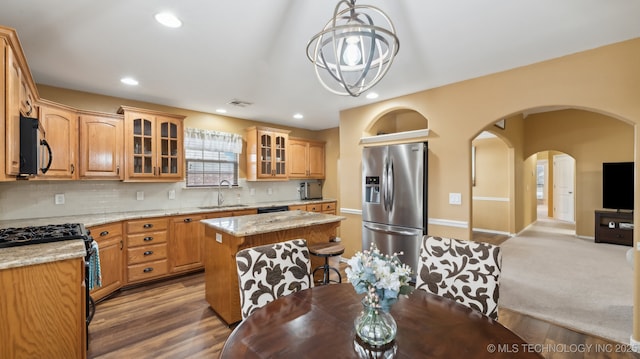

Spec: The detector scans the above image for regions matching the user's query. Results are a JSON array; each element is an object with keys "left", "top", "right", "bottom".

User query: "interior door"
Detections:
[{"left": 553, "top": 154, "right": 575, "bottom": 222}]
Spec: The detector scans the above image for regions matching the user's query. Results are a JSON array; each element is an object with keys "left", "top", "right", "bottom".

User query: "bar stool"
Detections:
[{"left": 309, "top": 241, "right": 345, "bottom": 285}]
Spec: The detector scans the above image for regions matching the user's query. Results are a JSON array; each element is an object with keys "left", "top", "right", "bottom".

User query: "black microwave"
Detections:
[{"left": 19, "top": 114, "right": 52, "bottom": 176}]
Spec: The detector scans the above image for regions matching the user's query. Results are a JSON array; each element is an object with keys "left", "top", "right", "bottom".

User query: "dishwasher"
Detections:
[{"left": 256, "top": 205, "right": 289, "bottom": 214}]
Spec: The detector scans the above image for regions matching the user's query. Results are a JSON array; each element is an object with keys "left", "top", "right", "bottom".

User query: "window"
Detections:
[{"left": 184, "top": 128, "right": 243, "bottom": 187}]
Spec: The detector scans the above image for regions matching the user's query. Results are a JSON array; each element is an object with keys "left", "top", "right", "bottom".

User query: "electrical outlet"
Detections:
[
  {"left": 267, "top": 188, "right": 273, "bottom": 195},
  {"left": 168, "top": 189, "right": 176, "bottom": 200},
  {"left": 449, "top": 193, "right": 462, "bottom": 205},
  {"left": 136, "top": 191, "right": 144, "bottom": 201},
  {"left": 250, "top": 188, "right": 255, "bottom": 196},
  {"left": 54, "top": 194, "right": 65, "bottom": 205}
]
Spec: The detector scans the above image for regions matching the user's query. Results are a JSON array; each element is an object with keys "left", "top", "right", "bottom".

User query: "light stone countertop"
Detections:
[
  {"left": 201, "top": 210, "right": 346, "bottom": 237},
  {"left": 0, "top": 199, "right": 336, "bottom": 229},
  {"left": 0, "top": 239, "right": 86, "bottom": 270},
  {"left": 0, "top": 199, "right": 336, "bottom": 271}
]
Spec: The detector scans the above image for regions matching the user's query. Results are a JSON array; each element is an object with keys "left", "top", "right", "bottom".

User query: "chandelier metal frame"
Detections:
[{"left": 306, "top": 0, "right": 400, "bottom": 97}]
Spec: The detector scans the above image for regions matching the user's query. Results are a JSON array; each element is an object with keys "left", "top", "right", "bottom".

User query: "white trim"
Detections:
[
  {"left": 428, "top": 218, "right": 468, "bottom": 229},
  {"left": 340, "top": 208, "right": 362, "bottom": 215},
  {"left": 360, "top": 129, "right": 430, "bottom": 145},
  {"left": 472, "top": 196, "right": 509, "bottom": 202},
  {"left": 472, "top": 228, "right": 512, "bottom": 236}
]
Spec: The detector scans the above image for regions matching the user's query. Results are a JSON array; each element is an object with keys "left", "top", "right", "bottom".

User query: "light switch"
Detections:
[{"left": 449, "top": 193, "right": 462, "bottom": 205}]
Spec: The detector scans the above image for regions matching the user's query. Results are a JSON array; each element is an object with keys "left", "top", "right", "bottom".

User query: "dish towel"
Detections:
[{"left": 89, "top": 240, "right": 102, "bottom": 290}]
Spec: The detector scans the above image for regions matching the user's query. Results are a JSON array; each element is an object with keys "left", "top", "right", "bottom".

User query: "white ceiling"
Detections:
[{"left": 1, "top": 1, "right": 639, "bottom": 130}]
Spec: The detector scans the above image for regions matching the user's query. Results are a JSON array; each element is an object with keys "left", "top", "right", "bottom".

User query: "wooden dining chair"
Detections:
[
  {"left": 235, "top": 239, "right": 313, "bottom": 319},
  {"left": 415, "top": 235, "right": 502, "bottom": 320}
]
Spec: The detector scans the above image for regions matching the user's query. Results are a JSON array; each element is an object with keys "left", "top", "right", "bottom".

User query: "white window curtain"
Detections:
[{"left": 184, "top": 128, "right": 243, "bottom": 158}]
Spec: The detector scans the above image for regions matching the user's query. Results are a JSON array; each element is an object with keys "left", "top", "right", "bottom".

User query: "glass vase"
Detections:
[{"left": 354, "top": 299, "right": 397, "bottom": 347}]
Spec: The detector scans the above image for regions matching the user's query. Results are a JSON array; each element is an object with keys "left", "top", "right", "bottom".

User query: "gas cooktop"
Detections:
[{"left": 0, "top": 223, "right": 90, "bottom": 249}]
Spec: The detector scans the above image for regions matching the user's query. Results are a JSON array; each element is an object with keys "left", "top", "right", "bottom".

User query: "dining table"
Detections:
[{"left": 219, "top": 283, "right": 543, "bottom": 358}]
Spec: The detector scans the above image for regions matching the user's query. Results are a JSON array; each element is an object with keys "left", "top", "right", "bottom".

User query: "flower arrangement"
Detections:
[{"left": 345, "top": 244, "right": 413, "bottom": 312}]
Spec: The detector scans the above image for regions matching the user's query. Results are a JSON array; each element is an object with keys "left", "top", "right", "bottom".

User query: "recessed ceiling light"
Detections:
[
  {"left": 366, "top": 92, "right": 379, "bottom": 99},
  {"left": 155, "top": 12, "right": 182, "bottom": 28},
  {"left": 293, "top": 113, "right": 304, "bottom": 119},
  {"left": 216, "top": 109, "right": 227, "bottom": 114},
  {"left": 121, "top": 77, "right": 139, "bottom": 86}
]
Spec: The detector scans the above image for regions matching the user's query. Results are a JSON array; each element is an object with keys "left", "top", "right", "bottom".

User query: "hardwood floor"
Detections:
[{"left": 88, "top": 234, "right": 640, "bottom": 359}]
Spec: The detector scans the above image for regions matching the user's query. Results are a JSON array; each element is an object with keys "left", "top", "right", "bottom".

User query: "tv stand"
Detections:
[{"left": 594, "top": 210, "right": 633, "bottom": 246}]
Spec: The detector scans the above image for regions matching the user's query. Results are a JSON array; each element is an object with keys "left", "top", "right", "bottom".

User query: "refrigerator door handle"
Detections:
[
  {"left": 363, "top": 223, "right": 419, "bottom": 236},
  {"left": 383, "top": 159, "right": 389, "bottom": 211},
  {"left": 388, "top": 160, "right": 394, "bottom": 212}
]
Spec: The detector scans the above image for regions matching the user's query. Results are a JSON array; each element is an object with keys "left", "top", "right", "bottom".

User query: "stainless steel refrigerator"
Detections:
[{"left": 362, "top": 142, "right": 427, "bottom": 274}]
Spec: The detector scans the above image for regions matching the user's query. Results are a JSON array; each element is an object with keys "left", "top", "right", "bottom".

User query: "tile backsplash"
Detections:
[{"left": 0, "top": 179, "right": 304, "bottom": 221}]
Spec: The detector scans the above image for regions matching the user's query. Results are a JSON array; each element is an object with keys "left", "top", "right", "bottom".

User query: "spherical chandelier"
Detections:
[{"left": 306, "top": 0, "right": 400, "bottom": 97}]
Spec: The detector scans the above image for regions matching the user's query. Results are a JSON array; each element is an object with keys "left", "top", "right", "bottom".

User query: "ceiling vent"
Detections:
[{"left": 228, "top": 99, "right": 253, "bottom": 108}]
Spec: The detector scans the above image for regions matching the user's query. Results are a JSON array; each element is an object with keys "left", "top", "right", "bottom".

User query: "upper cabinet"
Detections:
[
  {"left": 78, "top": 112, "right": 124, "bottom": 180},
  {"left": 289, "top": 138, "right": 325, "bottom": 179},
  {"left": 119, "top": 106, "right": 185, "bottom": 182},
  {"left": 1, "top": 27, "right": 39, "bottom": 179},
  {"left": 245, "top": 126, "right": 290, "bottom": 181},
  {"left": 37, "top": 100, "right": 78, "bottom": 179}
]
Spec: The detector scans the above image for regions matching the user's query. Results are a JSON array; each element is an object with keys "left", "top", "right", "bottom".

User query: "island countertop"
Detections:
[{"left": 201, "top": 210, "right": 346, "bottom": 237}]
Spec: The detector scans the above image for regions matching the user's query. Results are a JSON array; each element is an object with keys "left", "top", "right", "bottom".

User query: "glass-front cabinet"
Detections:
[
  {"left": 246, "top": 126, "right": 290, "bottom": 180},
  {"left": 120, "top": 106, "right": 185, "bottom": 181}
]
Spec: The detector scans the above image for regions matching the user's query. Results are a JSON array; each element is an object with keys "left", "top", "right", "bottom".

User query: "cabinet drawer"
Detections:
[
  {"left": 127, "top": 243, "right": 167, "bottom": 265},
  {"left": 322, "top": 202, "right": 336, "bottom": 212},
  {"left": 127, "top": 259, "right": 168, "bottom": 282},
  {"left": 596, "top": 228, "right": 632, "bottom": 243},
  {"left": 91, "top": 222, "right": 123, "bottom": 241},
  {"left": 306, "top": 204, "right": 322, "bottom": 212},
  {"left": 126, "top": 218, "right": 168, "bottom": 234},
  {"left": 288, "top": 205, "right": 307, "bottom": 211},
  {"left": 127, "top": 231, "right": 168, "bottom": 247}
]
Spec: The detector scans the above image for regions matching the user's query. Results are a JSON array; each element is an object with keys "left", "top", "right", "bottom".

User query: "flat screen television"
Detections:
[{"left": 602, "top": 162, "right": 634, "bottom": 211}]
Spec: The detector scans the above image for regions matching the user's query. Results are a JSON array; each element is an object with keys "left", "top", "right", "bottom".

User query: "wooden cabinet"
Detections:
[
  {"left": 2, "top": 28, "right": 39, "bottom": 178},
  {"left": 245, "top": 126, "right": 290, "bottom": 180},
  {"left": 288, "top": 204, "right": 307, "bottom": 211},
  {"left": 120, "top": 106, "right": 185, "bottom": 182},
  {"left": 125, "top": 217, "right": 169, "bottom": 283},
  {"left": 37, "top": 100, "right": 78, "bottom": 179},
  {"left": 0, "top": 258, "right": 86, "bottom": 359},
  {"left": 289, "top": 138, "right": 325, "bottom": 179},
  {"left": 79, "top": 112, "right": 124, "bottom": 179},
  {"left": 594, "top": 210, "right": 633, "bottom": 246},
  {"left": 321, "top": 201, "right": 337, "bottom": 214},
  {"left": 89, "top": 222, "right": 124, "bottom": 301},
  {"left": 169, "top": 214, "right": 205, "bottom": 273}
]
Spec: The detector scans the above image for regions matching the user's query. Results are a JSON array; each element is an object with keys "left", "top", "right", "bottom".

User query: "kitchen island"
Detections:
[{"left": 201, "top": 210, "right": 346, "bottom": 325}]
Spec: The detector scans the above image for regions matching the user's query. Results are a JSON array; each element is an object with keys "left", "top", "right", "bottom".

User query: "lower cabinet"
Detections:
[
  {"left": 89, "top": 222, "right": 124, "bottom": 302},
  {"left": 0, "top": 258, "right": 86, "bottom": 359},
  {"left": 169, "top": 214, "right": 205, "bottom": 273},
  {"left": 125, "top": 218, "right": 169, "bottom": 283}
]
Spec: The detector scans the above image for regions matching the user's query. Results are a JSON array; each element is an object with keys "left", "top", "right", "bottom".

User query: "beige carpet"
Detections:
[{"left": 500, "top": 218, "right": 633, "bottom": 344}]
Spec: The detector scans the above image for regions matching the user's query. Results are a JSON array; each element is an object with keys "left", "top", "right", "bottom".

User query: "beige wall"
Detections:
[
  {"left": 472, "top": 136, "right": 509, "bottom": 233},
  {"left": 338, "top": 36, "right": 640, "bottom": 340}
]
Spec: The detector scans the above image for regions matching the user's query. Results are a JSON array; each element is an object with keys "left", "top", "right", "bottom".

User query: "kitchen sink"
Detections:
[{"left": 198, "top": 204, "right": 249, "bottom": 209}]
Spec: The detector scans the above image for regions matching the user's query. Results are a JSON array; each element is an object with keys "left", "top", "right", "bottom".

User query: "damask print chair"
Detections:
[
  {"left": 235, "top": 239, "right": 313, "bottom": 320},
  {"left": 415, "top": 235, "right": 502, "bottom": 320}
]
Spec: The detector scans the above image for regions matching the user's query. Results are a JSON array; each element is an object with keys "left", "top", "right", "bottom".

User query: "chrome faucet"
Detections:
[{"left": 218, "top": 180, "right": 232, "bottom": 206}]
